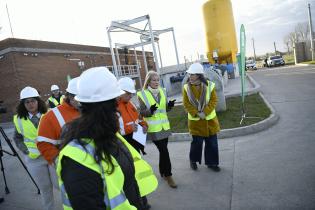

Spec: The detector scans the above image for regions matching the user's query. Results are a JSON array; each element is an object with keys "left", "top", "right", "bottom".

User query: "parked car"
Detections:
[
  {"left": 267, "top": 55, "right": 285, "bottom": 67},
  {"left": 246, "top": 59, "right": 257, "bottom": 70},
  {"left": 170, "top": 72, "right": 185, "bottom": 83}
]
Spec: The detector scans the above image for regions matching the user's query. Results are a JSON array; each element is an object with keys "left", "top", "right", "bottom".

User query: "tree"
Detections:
[
  {"left": 295, "top": 22, "right": 309, "bottom": 42},
  {"left": 283, "top": 22, "right": 310, "bottom": 54},
  {"left": 283, "top": 35, "right": 291, "bottom": 54}
]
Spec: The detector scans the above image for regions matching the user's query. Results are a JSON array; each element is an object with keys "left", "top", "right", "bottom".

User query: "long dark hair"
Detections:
[
  {"left": 62, "top": 99, "right": 119, "bottom": 174},
  {"left": 16, "top": 97, "right": 47, "bottom": 120},
  {"left": 187, "top": 74, "right": 208, "bottom": 85}
]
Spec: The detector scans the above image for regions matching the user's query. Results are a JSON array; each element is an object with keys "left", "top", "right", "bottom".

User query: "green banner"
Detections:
[
  {"left": 240, "top": 24, "right": 246, "bottom": 104},
  {"left": 67, "top": 75, "right": 72, "bottom": 82}
]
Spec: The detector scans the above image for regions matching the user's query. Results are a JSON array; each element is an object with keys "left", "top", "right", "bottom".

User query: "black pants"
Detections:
[
  {"left": 152, "top": 138, "right": 172, "bottom": 177},
  {"left": 123, "top": 133, "right": 146, "bottom": 155},
  {"left": 190, "top": 134, "right": 219, "bottom": 166}
]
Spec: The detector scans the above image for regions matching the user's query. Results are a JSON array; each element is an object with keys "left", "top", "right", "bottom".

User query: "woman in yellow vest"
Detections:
[
  {"left": 137, "top": 70, "right": 177, "bottom": 188},
  {"left": 57, "top": 67, "right": 157, "bottom": 210},
  {"left": 182, "top": 63, "right": 221, "bottom": 172},
  {"left": 13, "top": 86, "right": 58, "bottom": 210}
]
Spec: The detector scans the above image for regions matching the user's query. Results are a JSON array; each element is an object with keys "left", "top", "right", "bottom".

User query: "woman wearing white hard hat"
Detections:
[
  {"left": 137, "top": 70, "right": 177, "bottom": 188},
  {"left": 182, "top": 63, "right": 221, "bottom": 172},
  {"left": 117, "top": 77, "right": 148, "bottom": 155},
  {"left": 13, "top": 86, "right": 56, "bottom": 210},
  {"left": 57, "top": 67, "right": 158, "bottom": 210}
]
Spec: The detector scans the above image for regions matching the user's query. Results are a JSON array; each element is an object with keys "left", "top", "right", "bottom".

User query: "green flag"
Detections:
[
  {"left": 240, "top": 24, "right": 246, "bottom": 104},
  {"left": 67, "top": 75, "right": 72, "bottom": 82}
]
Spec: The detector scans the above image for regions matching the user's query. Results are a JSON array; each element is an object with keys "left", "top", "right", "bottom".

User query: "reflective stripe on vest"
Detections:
[
  {"left": 13, "top": 115, "right": 40, "bottom": 159},
  {"left": 137, "top": 88, "right": 170, "bottom": 133},
  {"left": 52, "top": 107, "right": 66, "bottom": 128},
  {"left": 117, "top": 112, "right": 126, "bottom": 135},
  {"left": 116, "top": 133, "right": 158, "bottom": 196},
  {"left": 184, "top": 81, "right": 217, "bottom": 121},
  {"left": 57, "top": 133, "right": 157, "bottom": 209},
  {"left": 36, "top": 136, "right": 62, "bottom": 145},
  {"left": 49, "top": 96, "right": 59, "bottom": 106},
  {"left": 49, "top": 96, "right": 63, "bottom": 106}
]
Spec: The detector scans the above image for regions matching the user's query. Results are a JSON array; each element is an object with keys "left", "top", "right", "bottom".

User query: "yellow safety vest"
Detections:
[
  {"left": 48, "top": 95, "right": 64, "bottom": 107},
  {"left": 13, "top": 115, "right": 41, "bottom": 159},
  {"left": 183, "top": 81, "right": 217, "bottom": 121},
  {"left": 56, "top": 133, "right": 158, "bottom": 210},
  {"left": 137, "top": 88, "right": 170, "bottom": 133}
]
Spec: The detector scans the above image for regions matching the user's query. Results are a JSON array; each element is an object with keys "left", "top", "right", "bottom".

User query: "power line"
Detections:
[{"left": 6, "top": 4, "right": 14, "bottom": 38}]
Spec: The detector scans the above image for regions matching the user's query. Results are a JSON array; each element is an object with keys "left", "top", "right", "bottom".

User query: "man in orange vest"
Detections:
[
  {"left": 117, "top": 77, "right": 148, "bottom": 154},
  {"left": 37, "top": 78, "right": 80, "bottom": 168}
]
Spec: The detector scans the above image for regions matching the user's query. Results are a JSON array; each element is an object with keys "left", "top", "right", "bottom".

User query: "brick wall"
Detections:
[{"left": 0, "top": 38, "right": 155, "bottom": 122}]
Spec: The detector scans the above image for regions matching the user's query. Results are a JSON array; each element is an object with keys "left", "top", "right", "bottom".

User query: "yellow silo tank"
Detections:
[{"left": 203, "top": 0, "right": 238, "bottom": 64}]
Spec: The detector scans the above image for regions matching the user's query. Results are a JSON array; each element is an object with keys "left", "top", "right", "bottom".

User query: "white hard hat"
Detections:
[
  {"left": 20, "top": 86, "right": 40, "bottom": 100},
  {"left": 118, "top": 77, "right": 136, "bottom": 94},
  {"left": 66, "top": 77, "right": 79, "bottom": 95},
  {"left": 186, "top": 63, "right": 205, "bottom": 74},
  {"left": 75, "top": 67, "right": 125, "bottom": 103},
  {"left": 51, "top": 85, "right": 59, "bottom": 91}
]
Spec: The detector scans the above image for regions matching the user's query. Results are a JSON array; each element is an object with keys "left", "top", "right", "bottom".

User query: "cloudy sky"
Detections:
[{"left": 0, "top": 0, "right": 314, "bottom": 65}]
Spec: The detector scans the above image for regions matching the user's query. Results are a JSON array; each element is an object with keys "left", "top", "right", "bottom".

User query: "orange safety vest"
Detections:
[{"left": 117, "top": 100, "right": 147, "bottom": 135}]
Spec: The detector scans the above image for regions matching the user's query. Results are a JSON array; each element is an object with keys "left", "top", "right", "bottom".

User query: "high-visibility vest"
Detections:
[
  {"left": 48, "top": 95, "right": 64, "bottom": 107},
  {"left": 13, "top": 115, "right": 41, "bottom": 159},
  {"left": 183, "top": 81, "right": 217, "bottom": 121},
  {"left": 137, "top": 88, "right": 170, "bottom": 133},
  {"left": 37, "top": 106, "right": 66, "bottom": 146},
  {"left": 56, "top": 133, "right": 158, "bottom": 210}
]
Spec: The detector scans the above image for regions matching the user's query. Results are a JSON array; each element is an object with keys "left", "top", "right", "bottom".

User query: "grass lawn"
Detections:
[
  {"left": 168, "top": 93, "right": 271, "bottom": 133},
  {"left": 301, "top": 60, "right": 315, "bottom": 65},
  {"left": 283, "top": 54, "right": 295, "bottom": 65}
]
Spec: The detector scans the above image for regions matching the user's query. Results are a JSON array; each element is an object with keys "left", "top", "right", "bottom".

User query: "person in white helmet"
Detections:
[
  {"left": 56, "top": 67, "right": 157, "bottom": 210},
  {"left": 182, "top": 63, "right": 221, "bottom": 172},
  {"left": 13, "top": 86, "right": 57, "bottom": 210},
  {"left": 117, "top": 77, "right": 148, "bottom": 154},
  {"left": 47, "top": 84, "right": 64, "bottom": 108},
  {"left": 37, "top": 78, "right": 80, "bottom": 168}
]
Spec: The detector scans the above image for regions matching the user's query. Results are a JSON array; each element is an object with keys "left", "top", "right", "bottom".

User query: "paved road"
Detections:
[
  {"left": 145, "top": 65, "right": 315, "bottom": 210},
  {"left": 1, "top": 65, "right": 315, "bottom": 210}
]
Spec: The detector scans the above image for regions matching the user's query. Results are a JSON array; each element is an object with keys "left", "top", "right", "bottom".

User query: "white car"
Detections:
[
  {"left": 267, "top": 56, "right": 285, "bottom": 67},
  {"left": 246, "top": 60, "right": 257, "bottom": 70}
]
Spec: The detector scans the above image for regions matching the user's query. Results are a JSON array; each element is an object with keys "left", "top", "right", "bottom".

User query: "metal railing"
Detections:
[{"left": 106, "top": 65, "right": 140, "bottom": 78}]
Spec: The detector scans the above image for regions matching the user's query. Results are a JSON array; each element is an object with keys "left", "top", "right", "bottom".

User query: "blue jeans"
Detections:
[{"left": 190, "top": 134, "right": 219, "bottom": 166}]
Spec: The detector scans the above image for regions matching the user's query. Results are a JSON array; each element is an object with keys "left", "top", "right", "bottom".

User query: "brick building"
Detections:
[{"left": 0, "top": 38, "right": 155, "bottom": 122}]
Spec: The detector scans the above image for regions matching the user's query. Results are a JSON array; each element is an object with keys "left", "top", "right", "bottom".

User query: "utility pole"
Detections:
[
  {"left": 6, "top": 4, "right": 14, "bottom": 38},
  {"left": 274, "top": 42, "right": 277, "bottom": 54},
  {"left": 308, "top": 3, "right": 314, "bottom": 61},
  {"left": 252, "top": 38, "right": 257, "bottom": 61}
]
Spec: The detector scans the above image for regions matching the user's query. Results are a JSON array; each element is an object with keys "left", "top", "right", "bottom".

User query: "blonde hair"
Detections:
[{"left": 143, "top": 70, "right": 159, "bottom": 90}]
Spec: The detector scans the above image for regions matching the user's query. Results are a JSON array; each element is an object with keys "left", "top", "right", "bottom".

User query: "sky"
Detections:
[{"left": 0, "top": 0, "right": 314, "bottom": 66}]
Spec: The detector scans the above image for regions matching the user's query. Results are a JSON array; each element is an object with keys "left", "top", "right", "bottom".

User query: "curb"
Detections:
[{"left": 295, "top": 63, "right": 315, "bottom": 66}]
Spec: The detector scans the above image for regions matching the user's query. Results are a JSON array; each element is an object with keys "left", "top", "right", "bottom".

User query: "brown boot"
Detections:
[{"left": 165, "top": 176, "right": 177, "bottom": 188}]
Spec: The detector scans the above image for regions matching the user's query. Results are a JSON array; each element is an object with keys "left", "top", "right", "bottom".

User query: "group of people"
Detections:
[{"left": 8, "top": 62, "right": 220, "bottom": 210}]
